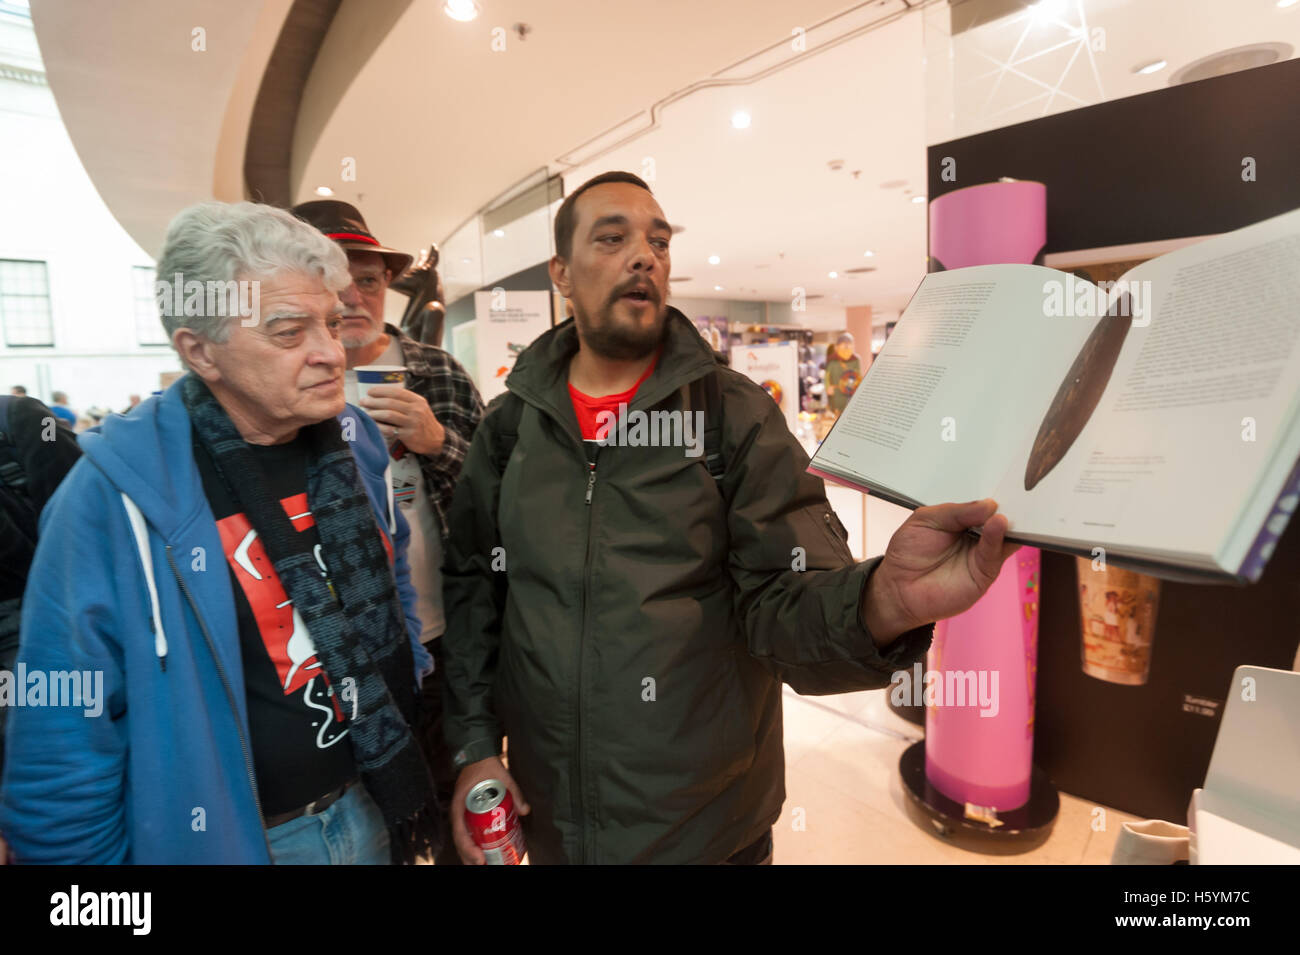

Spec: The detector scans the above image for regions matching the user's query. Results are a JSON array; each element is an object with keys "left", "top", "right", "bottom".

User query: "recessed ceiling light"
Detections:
[
  {"left": 714, "top": 285, "right": 724, "bottom": 291},
  {"left": 444, "top": 0, "right": 479, "bottom": 21},
  {"left": 461, "top": 257, "right": 472, "bottom": 264},
  {"left": 314, "top": 186, "right": 334, "bottom": 196},
  {"left": 1279, "top": 0, "right": 1298, "bottom": 9},
  {"left": 708, "top": 255, "right": 721, "bottom": 265},
  {"left": 863, "top": 250, "right": 875, "bottom": 257},
  {"left": 1170, "top": 43, "right": 1293, "bottom": 84},
  {"left": 911, "top": 195, "right": 926, "bottom": 204},
  {"left": 731, "top": 110, "right": 752, "bottom": 130},
  {"left": 492, "top": 229, "right": 505, "bottom": 238},
  {"left": 1133, "top": 59, "right": 1167, "bottom": 75},
  {"left": 828, "top": 271, "right": 838, "bottom": 279}
]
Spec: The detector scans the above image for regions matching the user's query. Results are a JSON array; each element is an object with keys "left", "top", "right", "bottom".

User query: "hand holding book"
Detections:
[{"left": 863, "top": 498, "right": 1020, "bottom": 645}]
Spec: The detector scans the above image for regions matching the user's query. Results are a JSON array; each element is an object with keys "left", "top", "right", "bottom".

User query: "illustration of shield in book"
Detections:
[{"left": 1024, "top": 291, "right": 1133, "bottom": 491}]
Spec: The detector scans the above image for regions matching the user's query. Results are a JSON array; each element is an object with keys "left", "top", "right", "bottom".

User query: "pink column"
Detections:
[
  {"left": 925, "top": 550, "right": 1040, "bottom": 809},
  {"left": 923, "top": 180, "right": 1046, "bottom": 811}
]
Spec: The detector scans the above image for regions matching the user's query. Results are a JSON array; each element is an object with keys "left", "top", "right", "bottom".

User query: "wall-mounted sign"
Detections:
[
  {"left": 473, "top": 289, "right": 553, "bottom": 402},
  {"left": 730, "top": 340, "right": 799, "bottom": 434}
]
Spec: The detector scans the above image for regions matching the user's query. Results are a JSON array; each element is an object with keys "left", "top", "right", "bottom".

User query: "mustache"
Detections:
[{"left": 610, "top": 281, "right": 660, "bottom": 304}]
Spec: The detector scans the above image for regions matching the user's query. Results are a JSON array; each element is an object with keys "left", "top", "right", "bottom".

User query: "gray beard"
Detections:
[{"left": 341, "top": 318, "right": 384, "bottom": 351}]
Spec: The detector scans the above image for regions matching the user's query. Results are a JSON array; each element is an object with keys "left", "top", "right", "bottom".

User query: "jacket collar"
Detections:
[{"left": 505, "top": 306, "right": 718, "bottom": 433}]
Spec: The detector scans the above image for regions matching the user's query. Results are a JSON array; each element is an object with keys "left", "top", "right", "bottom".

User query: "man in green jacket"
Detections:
[{"left": 442, "top": 171, "right": 1018, "bottom": 864}]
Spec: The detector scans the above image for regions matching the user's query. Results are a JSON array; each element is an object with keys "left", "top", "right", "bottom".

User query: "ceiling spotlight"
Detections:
[
  {"left": 708, "top": 255, "right": 721, "bottom": 265},
  {"left": 911, "top": 195, "right": 927, "bottom": 204},
  {"left": 863, "top": 250, "right": 875, "bottom": 257},
  {"left": 1170, "top": 43, "right": 1292, "bottom": 85},
  {"left": 714, "top": 285, "right": 724, "bottom": 291},
  {"left": 1279, "top": 0, "right": 1298, "bottom": 9},
  {"left": 461, "top": 257, "right": 472, "bottom": 264},
  {"left": 828, "top": 271, "right": 838, "bottom": 279},
  {"left": 314, "top": 186, "right": 334, "bottom": 196},
  {"left": 492, "top": 228, "right": 505, "bottom": 238},
  {"left": 1133, "top": 59, "right": 1167, "bottom": 75},
  {"left": 444, "top": 0, "right": 479, "bottom": 21},
  {"left": 731, "top": 110, "right": 752, "bottom": 130}
]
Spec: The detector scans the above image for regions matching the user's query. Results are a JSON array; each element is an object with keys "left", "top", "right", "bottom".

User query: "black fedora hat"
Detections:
[{"left": 291, "top": 199, "right": 413, "bottom": 276}]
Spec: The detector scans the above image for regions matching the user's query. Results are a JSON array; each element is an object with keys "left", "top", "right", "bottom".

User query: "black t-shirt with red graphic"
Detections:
[{"left": 195, "top": 432, "right": 356, "bottom": 818}]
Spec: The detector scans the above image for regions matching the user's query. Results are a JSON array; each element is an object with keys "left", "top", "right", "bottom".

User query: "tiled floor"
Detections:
[{"left": 773, "top": 686, "right": 1140, "bottom": 864}]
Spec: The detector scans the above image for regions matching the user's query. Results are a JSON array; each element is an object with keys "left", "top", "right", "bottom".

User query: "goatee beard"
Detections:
[
  {"left": 579, "top": 303, "right": 668, "bottom": 362},
  {"left": 341, "top": 320, "right": 384, "bottom": 351}
]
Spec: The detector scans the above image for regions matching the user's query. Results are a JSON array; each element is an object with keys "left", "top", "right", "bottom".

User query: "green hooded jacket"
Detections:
[{"left": 442, "top": 307, "right": 934, "bottom": 864}]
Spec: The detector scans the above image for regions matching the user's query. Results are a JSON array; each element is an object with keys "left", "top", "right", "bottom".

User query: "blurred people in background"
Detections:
[
  {"left": 293, "top": 199, "right": 484, "bottom": 865},
  {"left": 0, "top": 201, "right": 437, "bottom": 865},
  {"left": 8, "top": 386, "right": 26, "bottom": 397},
  {"left": 47, "top": 391, "right": 76, "bottom": 429}
]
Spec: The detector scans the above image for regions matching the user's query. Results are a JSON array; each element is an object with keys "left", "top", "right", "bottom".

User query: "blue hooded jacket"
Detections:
[{"left": 0, "top": 379, "right": 431, "bottom": 863}]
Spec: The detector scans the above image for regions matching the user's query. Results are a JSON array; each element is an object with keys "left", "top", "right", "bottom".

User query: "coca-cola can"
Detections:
[{"left": 465, "top": 779, "right": 527, "bottom": 865}]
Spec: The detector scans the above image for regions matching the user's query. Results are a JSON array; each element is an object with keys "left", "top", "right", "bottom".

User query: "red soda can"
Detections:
[{"left": 465, "top": 779, "right": 527, "bottom": 865}]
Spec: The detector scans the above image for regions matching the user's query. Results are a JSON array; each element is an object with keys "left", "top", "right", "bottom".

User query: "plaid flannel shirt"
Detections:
[{"left": 389, "top": 324, "right": 485, "bottom": 537}]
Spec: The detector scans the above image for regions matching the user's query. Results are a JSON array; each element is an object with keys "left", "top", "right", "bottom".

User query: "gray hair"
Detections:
[{"left": 154, "top": 201, "right": 350, "bottom": 348}]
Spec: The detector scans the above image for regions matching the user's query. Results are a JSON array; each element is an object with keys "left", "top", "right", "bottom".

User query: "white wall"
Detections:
[{"left": 0, "top": 8, "right": 182, "bottom": 414}]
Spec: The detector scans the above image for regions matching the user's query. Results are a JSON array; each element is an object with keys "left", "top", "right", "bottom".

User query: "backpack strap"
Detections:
[
  {"left": 688, "top": 371, "right": 726, "bottom": 483},
  {"left": 491, "top": 391, "right": 524, "bottom": 476}
]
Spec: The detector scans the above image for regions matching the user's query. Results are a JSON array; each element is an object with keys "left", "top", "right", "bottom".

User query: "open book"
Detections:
[{"left": 809, "top": 206, "right": 1300, "bottom": 584}]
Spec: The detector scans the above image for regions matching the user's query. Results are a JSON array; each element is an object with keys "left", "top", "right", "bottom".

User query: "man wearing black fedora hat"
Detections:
[{"left": 292, "top": 199, "right": 484, "bottom": 864}]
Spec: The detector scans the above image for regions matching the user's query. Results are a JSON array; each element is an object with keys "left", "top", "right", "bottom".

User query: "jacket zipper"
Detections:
[
  {"left": 166, "top": 545, "right": 274, "bottom": 861},
  {"left": 578, "top": 447, "right": 598, "bottom": 863}
]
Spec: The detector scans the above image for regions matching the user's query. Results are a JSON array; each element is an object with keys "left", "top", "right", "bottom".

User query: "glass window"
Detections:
[
  {"left": 0, "top": 258, "right": 54, "bottom": 346},
  {"left": 133, "top": 266, "right": 169, "bottom": 345}
]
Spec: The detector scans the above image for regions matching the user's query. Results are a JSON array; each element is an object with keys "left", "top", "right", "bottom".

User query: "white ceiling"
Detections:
[
  {"left": 562, "top": 2, "right": 929, "bottom": 311},
  {"left": 30, "top": 0, "right": 1300, "bottom": 321},
  {"left": 31, "top": 0, "right": 292, "bottom": 256},
  {"left": 926, "top": 0, "right": 1300, "bottom": 142},
  {"left": 293, "top": 0, "right": 868, "bottom": 267}
]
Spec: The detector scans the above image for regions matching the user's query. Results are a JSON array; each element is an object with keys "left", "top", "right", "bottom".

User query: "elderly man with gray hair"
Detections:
[{"left": 0, "top": 201, "right": 438, "bottom": 864}]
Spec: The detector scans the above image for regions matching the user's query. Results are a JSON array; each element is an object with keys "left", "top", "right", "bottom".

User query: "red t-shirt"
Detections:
[{"left": 568, "top": 352, "right": 659, "bottom": 441}]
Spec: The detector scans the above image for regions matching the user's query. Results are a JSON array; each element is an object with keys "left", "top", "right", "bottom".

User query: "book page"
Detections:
[
  {"left": 992, "top": 207, "right": 1300, "bottom": 561},
  {"left": 812, "top": 265, "right": 1094, "bottom": 505}
]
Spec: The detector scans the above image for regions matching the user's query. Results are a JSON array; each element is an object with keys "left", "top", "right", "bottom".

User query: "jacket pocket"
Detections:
[{"left": 801, "top": 502, "right": 855, "bottom": 565}]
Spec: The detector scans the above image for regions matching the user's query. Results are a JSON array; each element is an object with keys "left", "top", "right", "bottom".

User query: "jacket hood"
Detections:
[
  {"left": 77, "top": 376, "right": 206, "bottom": 541},
  {"left": 505, "top": 306, "right": 719, "bottom": 421}
]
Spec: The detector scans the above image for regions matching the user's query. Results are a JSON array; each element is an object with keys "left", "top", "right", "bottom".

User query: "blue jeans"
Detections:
[{"left": 267, "top": 784, "right": 391, "bottom": 865}]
